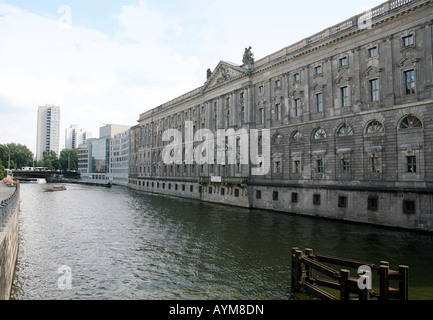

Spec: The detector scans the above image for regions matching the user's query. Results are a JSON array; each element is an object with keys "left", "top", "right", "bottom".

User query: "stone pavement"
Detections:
[{"left": 0, "top": 182, "right": 15, "bottom": 202}]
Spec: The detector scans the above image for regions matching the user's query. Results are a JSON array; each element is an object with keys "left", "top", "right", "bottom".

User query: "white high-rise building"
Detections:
[
  {"left": 65, "top": 124, "right": 92, "bottom": 150},
  {"left": 36, "top": 105, "right": 61, "bottom": 161}
]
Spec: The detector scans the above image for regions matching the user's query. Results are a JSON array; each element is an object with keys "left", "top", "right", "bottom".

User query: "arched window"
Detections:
[
  {"left": 365, "top": 120, "right": 384, "bottom": 134},
  {"left": 292, "top": 131, "right": 304, "bottom": 143},
  {"left": 313, "top": 128, "right": 327, "bottom": 140},
  {"left": 273, "top": 134, "right": 283, "bottom": 145},
  {"left": 337, "top": 124, "right": 354, "bottom": 137},
  {"left": 399, "top": 115, "right": 422, "bottom": 130}
]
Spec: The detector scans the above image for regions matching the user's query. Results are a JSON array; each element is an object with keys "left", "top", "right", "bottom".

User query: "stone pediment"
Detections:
[{"left": 203, "top": 61, "right": 250, "bottom": 92}]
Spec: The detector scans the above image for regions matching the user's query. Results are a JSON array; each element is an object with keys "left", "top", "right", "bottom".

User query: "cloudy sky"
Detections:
[{"left": 0, "top": 0, "right": 384, "bottom": 156}]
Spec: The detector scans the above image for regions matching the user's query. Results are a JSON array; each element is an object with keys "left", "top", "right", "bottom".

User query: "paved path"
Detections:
[{"left": 0, "top": 182, "right": 15, "bottom": 202}]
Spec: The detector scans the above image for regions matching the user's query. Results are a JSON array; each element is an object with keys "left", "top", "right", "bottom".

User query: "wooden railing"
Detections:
[{"left": 291, "top": 247, "right": 409, "bottom": 300}]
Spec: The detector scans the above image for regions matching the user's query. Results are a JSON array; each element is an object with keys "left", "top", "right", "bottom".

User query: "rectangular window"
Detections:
[
  {"left": 275, "top": 79, "right": 281, "bottom": 88},
  {"left": 313, "top": 194, "right": 321, "bottom": 205},
  {"left": 403, "top": 35, "right": 414, "bottom": 47},
  {"left": 341, "top": 86, "right": 349, "bottom": 107},
  {"left": 371, "top": 157, "right": 380, "bottom": 173},
  {"left": 273, "top": 191, "right": 279, "bottom": 201},
  {"left": 368, "top": 47, "right": 378, "bottom": 58},
  {"left": 404, "top": 70, "right": 416, "bottom": 95},
  {"left": 342, "top": 159, "right": 350, "bottom": 173},
  {"left": 368, "top": 196, "right": 379, "bottom": 211},
  {"left": 291, "top": 192, "right": 298, "bottom": 203},
  {"left": 234, "top": 189, "right": 240, "bottom": 197},
  {"left": 339, "top": 57, "right": 348, "bottom": 67},
  {"left": 317, "top": 159, "right": 323, "bottom": 173},
  {"left": 316, "top": 93, "right": 323, "bottom": 112},
  {"left": 209, "top": 186, "right": 213, "bottom": 194},
  {"left": 274, "top": 161, "right": 281, "bottom": 173},
  {"left": 294, "top": 73, "right": 300, "bottom": 82},
  {"left": 338, "top": 196, "right": 348, "bottom": 208},
  {"left": 275, "top": 103, "right": 281, "bottom": 121},
  {"left": 259, "top": 85, "right": 264, "bottom": 93},
  {"left": 259, "top": 108, "right": 264, "bottom": 124},
  {"left": 294, "top": 160, "right": 301, "bottom": 173},
  {"left": 407, "top": 156, "right": 417, "bottom": 173},
  {"left": 256, "top": 190, "right": 262, "bottom": 199},
  {"left": 221, "top": 188, "right": 225, "bottom": 196},
  {"left": 370, "top": 79, "right": 379, "bottom": 102},
  {"left": 294, "top": 99, "right": 301, "bottom": 117},
  {"left": 403, "top": 200, "right": 416, "bottom": 214},
  {"left": 182, "top": 184, "right": 185, "bottom": 191},
  {"left": 315, "top": 65, "right": 322, "bottom": 75},
  {"left": 190, "top": 185, "right": 193, "bottom": 192}
]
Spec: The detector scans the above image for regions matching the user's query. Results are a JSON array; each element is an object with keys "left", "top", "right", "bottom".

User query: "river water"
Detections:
[{"left": 10, "top": 183, "right": 433, "bottom": 300}]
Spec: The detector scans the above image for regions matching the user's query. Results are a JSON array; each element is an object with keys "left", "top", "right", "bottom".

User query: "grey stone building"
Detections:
[{"left": 129, "top": 0, "right": 433, "bottom": 232}]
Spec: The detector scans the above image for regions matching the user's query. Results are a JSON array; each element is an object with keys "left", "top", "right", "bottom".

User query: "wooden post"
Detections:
[
  {"left": 339, "top": 269, "right": 350, "bottom": 300},
  {"left": 291, "top": 248, "right": 303, "bottom": 292},
  {"left": 305, "top": 248, "right": 314, "bottom": 283},
  {"left": 379, "top": 262, "right": 389, "bottom": 300},
  {"left": 399, "top": 265, "right": 409, "bottom": 300}
]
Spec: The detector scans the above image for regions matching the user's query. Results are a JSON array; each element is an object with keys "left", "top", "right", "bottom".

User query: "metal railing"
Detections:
[{"left": 0, "top": 184, "right": 20, "bottom": 231}]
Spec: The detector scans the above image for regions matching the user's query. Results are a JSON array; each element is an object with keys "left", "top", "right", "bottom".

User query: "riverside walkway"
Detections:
[{"left": 0, "top": 182, "right": 15, "bottom": 202}]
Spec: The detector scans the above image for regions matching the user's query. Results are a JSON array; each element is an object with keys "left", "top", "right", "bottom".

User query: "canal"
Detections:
[{"left": 10, "top": 183, "right": 433, "bottom": 300}]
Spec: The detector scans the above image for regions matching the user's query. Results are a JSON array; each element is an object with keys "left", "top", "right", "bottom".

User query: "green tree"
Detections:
[
  {"left": 42, "top": 150, "right": 60, "bottom": 170},
  {"left": 0, "top": 159, "right": 5, "bottom": 179},
  {"left": 0, "top": 143, "right": 34, "bottom": 169},
  {"left": 59, "top": 149, "right": 78, "bottom": 171}
]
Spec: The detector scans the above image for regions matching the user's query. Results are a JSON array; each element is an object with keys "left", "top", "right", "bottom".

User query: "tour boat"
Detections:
[{"left": 44, "top": 185, "right": 67, "bottom": 192}]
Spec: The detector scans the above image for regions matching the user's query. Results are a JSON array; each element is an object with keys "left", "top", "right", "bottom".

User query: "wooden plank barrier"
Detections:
[{"left": 291, "top": 247, "right": 409, "bottom": 300}]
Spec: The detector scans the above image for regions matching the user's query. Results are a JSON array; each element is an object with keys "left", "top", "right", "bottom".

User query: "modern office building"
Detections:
[
  {"left": 78, "top": 124, "right": 131, "bottom": 184},
  {"left": 65, "top": 124, "right": 92, "bottom": 149},
  {"left": 36, "top": 104, "right": 61, "bottom": 161},
  {"left": 109, "top": 129, "right": 131, "bottom": 186},
  {"left": 128, "top": 0, "right": 433, "bottom": 232}
]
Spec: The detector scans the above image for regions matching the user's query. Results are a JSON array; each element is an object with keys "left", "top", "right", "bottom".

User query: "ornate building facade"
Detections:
[{"left": 129, "top": 0, "right": 433, "bottom": 232}]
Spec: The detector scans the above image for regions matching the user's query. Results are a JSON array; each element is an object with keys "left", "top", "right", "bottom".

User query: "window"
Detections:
[
  {"left": 368, "top": 196, "right": 379, "bottom": 211},
  {"left": 275, "top": 103, "right": 281, "bottom": 121},
  {"left": 404, "top": 70, "right": 415, "bottom": 95},
  {"left": 294, "top": 99, "right": 301, "bottom": 117},
  {"left": 366, "top": 121, "right": 384, "bottom": 134},
  {"left": 291, "top": 192, "right": 298, "bottom": 203},
  {"left": 316, "top": 159, "right": 324, "bottom": 173},
  {"left": 337, "top": 124, "right": 354, "bottom": 137},
  {"left": 316, "top": 93, "right": 323, "bottom": 112},
  {"left": 294, "top": 160, "right": 301, "bottom": 173},
  {"left": 313, "top": 128, "right": 327, "bottom": 140},
  {"left": 403, "top": 35, "right": 414, "bottom": 47},
  {"left": 256, "top": 190, "right": 262, "bottom": 199},
  {"left": 259, "top": 108, "right": 264, "bottom": 124},
  {"left": 234, "top": 189, "right": 240, "bottom": 197},
  {"left": 341, "top": 86, "right": 349, "bottom": 107},
  {"left": 221, "top": 188, "right": 225, "bottom": 196},
  {"left": 313, "top": 194, "right": 321, "bottom": 205},
  {"left": 259, "top": 85, "right": 264, "bottom": 93},
  {"left": 209, "top": 186, "right": 213, "bottom": 194},
  {"left": 370, "top": 79, "right": 379, "bottom": 102},
  {"left": 275, "top": 161, "right": 281, "bottom": 173},
  {"left": 400, "top": 115, "right": 422, "bottom": 130},
  {"left": 190, "top": 185, "right": 193, "bottom": 192},
  {"left": 339, "top": 57, "right": 348, "bottom": 67},
  {"left": 315, "top": 65, "right": 322, "bottom": 75},
  {"left": 407, "top": 156, "right": 417, "bottom": 173},
  {"left": 293, "top": 131, "right": 304, "bottom": 143},
  {"left": 371, "top": 157, "right": 380, "bottom": 173},
  {"left": 275, "top": 79, "right": 281, "bottom": 88},
  {"left": 182, "top": 184, "right": 185, "bottom": 191},
  {"left": 368, "top": 47, "right": 378, "bottom": 58},
  {"left": 341, "top": 159, "right": 350, "bottom": 173},
  {"left": 403, "top": 200, "right": 416, "bottom": 214},
  {"left": 338, "top": 196, "right": 348, "bottom": 208},
  {"left": 294, "top": 73, "right": 300, "bottom": 82},
  {"left": 273, "top": 191, "right": 279, "bottom": 201}
]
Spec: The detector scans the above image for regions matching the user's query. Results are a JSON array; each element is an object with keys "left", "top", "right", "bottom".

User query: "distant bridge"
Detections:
[{"left": 11, "top": 170, "right": 80, "bottom": 180}]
